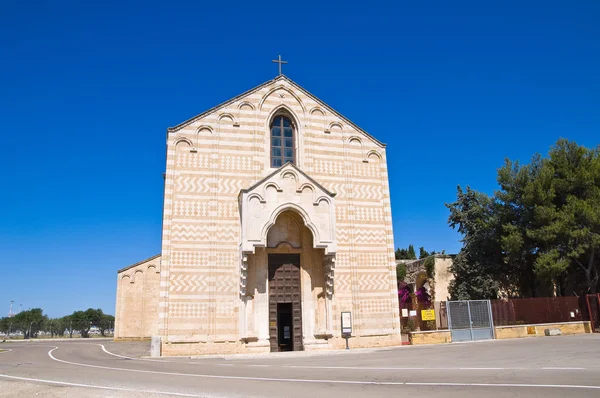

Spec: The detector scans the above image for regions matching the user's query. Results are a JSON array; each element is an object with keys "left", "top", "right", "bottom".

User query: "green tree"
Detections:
[
  {"left": 419, "top": 247, "right": 430, "bottom": 259},
  {"left": 395, "top": 248, "right": 409, "bottom": 259},
  {"left": 527, "top": 140, "right": 600, "bottom": 293},
  {"left": 446, "top": 187, "right": 503, "bottom": 299},
  {"left": 98, "top": 314, "right": 115, "bottom": 337},
  {"left": 12, "top": 309, "right": 47, "bottom": 339},
  {"left": 396, "top": 262, "right": 407, "bottom": 282},
  {"left": 447, "top": 139, "right": 600, "bottom": 298},
  {"left": 407, "top": 244, "right": 417, "bottom": 260},
  {"left": 70, "top": 308, "right": 105, "bottom": 338}
]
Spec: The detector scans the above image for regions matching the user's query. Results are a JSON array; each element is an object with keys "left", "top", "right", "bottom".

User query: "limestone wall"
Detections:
[
  {"left": 158, "top": 75, "right": 400, "bottom": 349},
  {"left": 115, "top": 255, "right": 161, "bottom": 339},
  {"left": 433, "top": 257, "right": 454, "bottom": 302}
]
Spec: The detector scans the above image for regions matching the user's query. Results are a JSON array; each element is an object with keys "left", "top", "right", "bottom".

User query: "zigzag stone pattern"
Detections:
[{"left": 114, "top": 75, "right": 401, "bottom": 353}]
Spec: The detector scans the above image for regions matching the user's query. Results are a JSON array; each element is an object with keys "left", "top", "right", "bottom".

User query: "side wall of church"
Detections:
[
  {"left": 115, "top": 255, "right": 161, "bottom": 339},
  {"left": 159, "top": 78, "right": 400, "bottom": 349}
]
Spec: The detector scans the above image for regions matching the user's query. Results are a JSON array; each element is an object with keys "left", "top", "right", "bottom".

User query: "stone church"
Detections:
[{"left": 115, "top": 69, "right": 401, "bottom": 355}]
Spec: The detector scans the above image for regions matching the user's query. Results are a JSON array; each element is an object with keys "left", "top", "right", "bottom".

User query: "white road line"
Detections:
[
  {"left": 216, "top": 364, "right": 233, "bottom": 366},
  {"left": 0, "top": 349, "right": 12, "bottom": 354},
  {"left": 44, "top": 347, "right": 600, "bottom": 390},
  {"left": 542, "top": 367, "right": 585, "bottom": 370},
  {"left": 99, "top": 344, "right": 169, "bottom": 363},
  {"left": 0, "top": 374, "right": 218, "bottom": 397},
  {"left": 283, "top": 365, "right": 584, "bottom": 371},
  {"left": 248, "top": 365, "right": 270, "bottom": 367}
]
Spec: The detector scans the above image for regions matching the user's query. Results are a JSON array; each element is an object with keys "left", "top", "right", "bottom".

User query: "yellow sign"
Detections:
[
  {"left": 270, "top": 321, "right": 276, "bottom": 327},
  {"left": 421, "top": 309, "right": 435, "bottom": 321}
]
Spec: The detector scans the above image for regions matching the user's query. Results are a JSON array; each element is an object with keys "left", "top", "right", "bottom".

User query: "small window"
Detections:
[{"left": 270, "top": 116, "right": 295, "bottom": 167}]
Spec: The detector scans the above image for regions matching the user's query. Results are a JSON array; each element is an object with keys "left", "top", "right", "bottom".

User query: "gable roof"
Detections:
[
  {"left": 239, "top": 161, "right": 336, "bottom": 199},
  {"left": 167, "top": 75, "right": 385, "bottom": 147},
  {"left": 117, "top": 254, "right": 161, "bottom": 274}
]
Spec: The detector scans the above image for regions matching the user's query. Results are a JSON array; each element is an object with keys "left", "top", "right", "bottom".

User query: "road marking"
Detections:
[
  {"left": 0, "top": 374, "right": 219, "bottom": 397},
  {"left": 99, "top": 344, "right": 169, "bottom": 363},
  {"left": 542, "top": 367, "right": 585, "bottom": 370},
  {"left": 249, "top": 365, "right": 270, "bottom": 367},
  {"left": 45, "top": 347, "right": 600, "bottom": 390},
  {"left": 0, "top": 349, "right": 12, "bottom": 354},
  {"left": 283, "top": 365, "right": 583, "bottom": 371},
  {"left": 216, "top": 364, "right": 233, "bottom": 366}
]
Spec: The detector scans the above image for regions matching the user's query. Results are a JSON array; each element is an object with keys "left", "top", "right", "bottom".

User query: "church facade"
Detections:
[{"left": 115, "top": 74, "right": 401, "bottom": 355}]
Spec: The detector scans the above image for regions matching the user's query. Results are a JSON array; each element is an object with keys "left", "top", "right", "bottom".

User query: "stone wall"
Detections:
[
  {"left": 115, "top": 255, "right": 161, "bottom": 339},
  {"left": 153, "top": 75, "right": 400, "bottom": 353}
]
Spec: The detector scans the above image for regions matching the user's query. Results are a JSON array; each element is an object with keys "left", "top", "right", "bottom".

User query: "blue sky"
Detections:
[{"left": 1, "top": 1, "right": 598, "bottom": 317}]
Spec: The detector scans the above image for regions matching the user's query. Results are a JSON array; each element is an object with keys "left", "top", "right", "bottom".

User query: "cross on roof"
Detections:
[{"left": 272, "top": 55, "right": 288, "bottom": 76}]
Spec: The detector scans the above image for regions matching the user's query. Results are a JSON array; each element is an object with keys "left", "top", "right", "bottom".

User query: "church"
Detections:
[{"left": 115, "top": 63, "right": 401, "bottom": 356}]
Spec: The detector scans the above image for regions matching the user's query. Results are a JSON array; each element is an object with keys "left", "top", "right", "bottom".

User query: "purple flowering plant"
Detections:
[
  {"left": 416, "top": 286, "right": 431, "bottom": 306},
  {"left": 398, "top": 282, "right": 412, "bottom": 305}
]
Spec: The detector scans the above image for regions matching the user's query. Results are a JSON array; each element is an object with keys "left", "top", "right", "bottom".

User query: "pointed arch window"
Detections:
[{"left": 270, "top": 115, "right": 295, "bottom": 167}]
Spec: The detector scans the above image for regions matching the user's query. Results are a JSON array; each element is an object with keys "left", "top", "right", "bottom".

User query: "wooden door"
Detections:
[{"left": 268, "top": 254, "right": 303, "bottom": 352}]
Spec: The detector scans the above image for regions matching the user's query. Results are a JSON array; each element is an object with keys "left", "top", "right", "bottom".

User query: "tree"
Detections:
[
  {"left": 407, "top": 244, "right": 417, "bottom": 260},
  {"left": 527, "top": 140, "right": 600, "bottom": 293},
  {"left": 98, "top": 314, "right": 115, "bottom": 337},
  {"left": 395, "top": 248, "right": 409, "bottom": 259},
  {"left": 446, "top": 187, "right": 503, "bottom": 299},
  {"left": 12, "top": 308, "right": 47, "bottom": 339},
  {"left": 447, "top": 139, "right": 600, "bottom": 299},
  {"left": 419, "top": 247, "right": 430, "bottom": 259},
  {"left": 70, "top": 308, "right": 104, "bottom": 338},
  {"left": 396, "top": 262, "right": 407, "bottom": 282},
  {"left": 0, "top": 317, "right": 12, "bottom": 336}
]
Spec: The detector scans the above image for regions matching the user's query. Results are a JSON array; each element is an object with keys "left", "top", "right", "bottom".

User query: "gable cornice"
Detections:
[
  {"left": 239, "top": 162, "right": 336, "bottom": 199},
  {"left": 166, "top": 75, "right": 386, "bottom": 147}
]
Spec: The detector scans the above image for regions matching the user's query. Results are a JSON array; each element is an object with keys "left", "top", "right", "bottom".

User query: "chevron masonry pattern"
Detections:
[
  {"left": 352, "top": 184, "right": 383, "bottom": 201},
  {"left": 174, "top": 176, "right": 214, "bottom": 194},
  {"left": 171, "top": 225, "right": 210, "bottom": 241},
  {"left": 170, "top": 274, "right": 237, "bottom": 293},
  {"left": 216, "top": 226, "right": 237, "bottom": 242},
  {"left": 217, "top": 178, "right": 245, "bottom": 195},
  {"left": 353, "top": 229, "right": 387, "bottom": 245}
]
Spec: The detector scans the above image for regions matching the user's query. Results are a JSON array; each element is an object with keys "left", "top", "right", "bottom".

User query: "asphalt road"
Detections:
[{"left": 1, "top": 334, "right": 599, "bottom": 397}]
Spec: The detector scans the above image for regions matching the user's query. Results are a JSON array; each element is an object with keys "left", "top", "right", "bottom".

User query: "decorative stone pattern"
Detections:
[{"left": 116, "top": 75, "right": 401, "bottom": 354}]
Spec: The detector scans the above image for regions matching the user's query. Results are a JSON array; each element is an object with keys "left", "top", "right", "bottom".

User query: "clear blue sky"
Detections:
[{"left": 1, "top": 1, "right": 598, "bottom": 317}]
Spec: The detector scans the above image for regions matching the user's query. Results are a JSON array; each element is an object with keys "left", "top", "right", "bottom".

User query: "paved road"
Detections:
[{"left": 1, "top": 334, "right": 599, "bottom": 397}]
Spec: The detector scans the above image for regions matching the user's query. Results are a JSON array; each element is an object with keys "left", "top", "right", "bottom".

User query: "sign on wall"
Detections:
[{"left": 421, "top": 309, "right": 436, "bottom": 321}]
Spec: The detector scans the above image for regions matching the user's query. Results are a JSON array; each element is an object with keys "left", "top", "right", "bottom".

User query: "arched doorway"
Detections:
[
  {"left": 266, "top": 210, "right": 306, "bottom": 352},
  {"left": 268, "top": 253, "right": 302, "bottom": 352}
]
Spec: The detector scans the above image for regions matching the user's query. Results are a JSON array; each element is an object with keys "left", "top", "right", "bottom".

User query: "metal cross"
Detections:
[{"left": 272, "top": 55, "right": 288, "bottom": 75}]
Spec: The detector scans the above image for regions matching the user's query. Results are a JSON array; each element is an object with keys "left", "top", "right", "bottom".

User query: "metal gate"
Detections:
[
  {"left": 447, "top": 300, "right": 495, "bottom": 342},
  {"left": 585, "top": 294, "right": 600, "bottom": 332}
]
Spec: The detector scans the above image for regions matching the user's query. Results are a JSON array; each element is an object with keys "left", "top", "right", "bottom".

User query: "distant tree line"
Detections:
[
  {"left": 395, "top": 244, "right": 440, "bottom": 285},
  {"left": 395, "top": 244, "right": 437, "bottom": 260},
  {"left": 0, "top": 308, "right": 114, "bottom": 339},
  {"left": 447, "top": 139, "right": 600, "bottom": 299}
]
